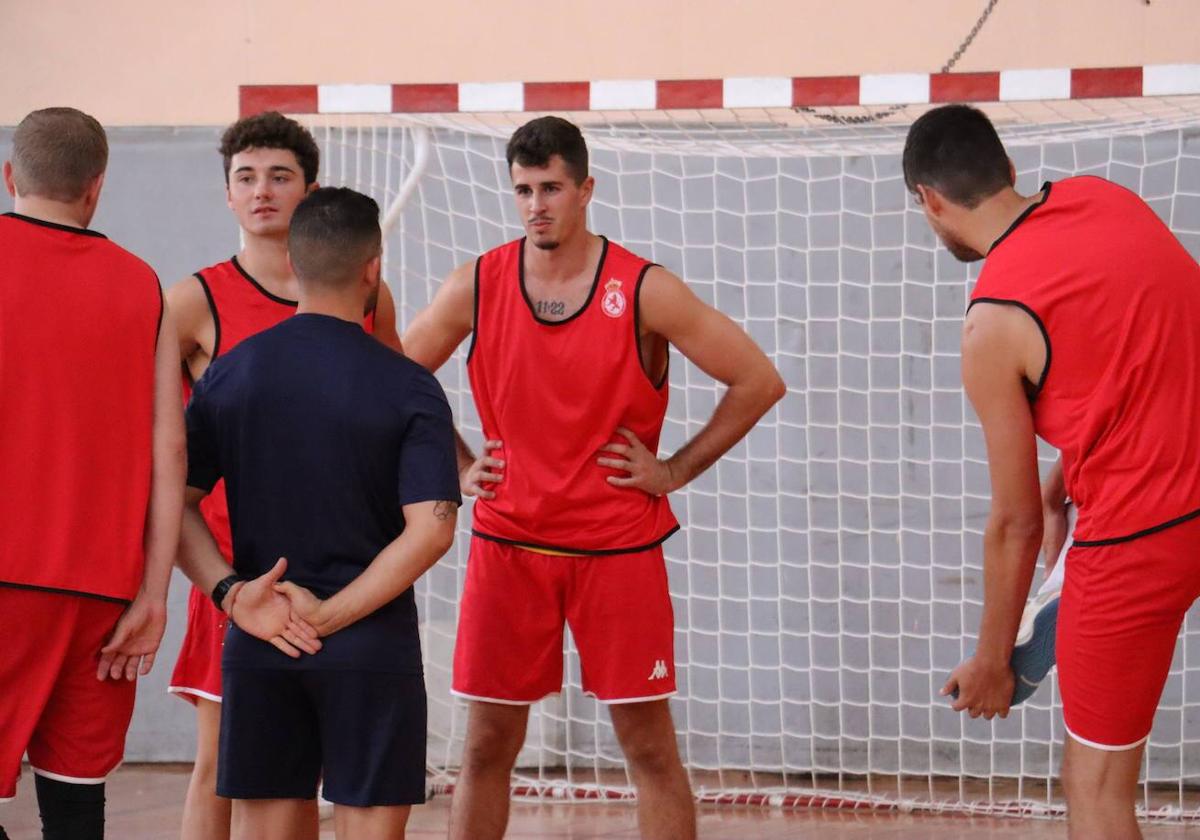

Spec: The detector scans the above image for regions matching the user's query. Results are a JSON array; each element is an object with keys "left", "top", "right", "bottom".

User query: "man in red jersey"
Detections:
[
  {"left": 0, "top": 107, "right": 182, "bottom": 840},
  {"left": 401, "top": 116, "right": 787, "bottom": 840},
  {"left": 905, "top": 104, "right": 1200, "bottom": 839},
  {"left": 166, "top": 111, "right": 401, "bottom": 840}
]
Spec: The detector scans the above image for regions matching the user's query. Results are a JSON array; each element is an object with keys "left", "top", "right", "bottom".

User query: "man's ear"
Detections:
[
  {"left": 1007, "top": 158, "right": 1017, "bottom": 187},
  {"left": 85, "top": 172, "right": 105, "bottom": 207},
  {"left": 578, "top": 174, "right": 595, "bottom": 207},
  {"left": 917, "top": 184, "right": 946, "bottom": 216}
]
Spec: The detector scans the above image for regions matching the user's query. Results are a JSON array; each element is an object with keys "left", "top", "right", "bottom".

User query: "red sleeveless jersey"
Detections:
[
  {"left": 467, "top": 237, "right": 679, "bottom": 553},
  {"left": 0, "top": 213, "right": 162, "bottom": 603},
  {"left": 186, "top": 256, "right": 377, "bottom": 561},
  {"left": 971, "top": 176, "right": 1200, "bottom": 544}
]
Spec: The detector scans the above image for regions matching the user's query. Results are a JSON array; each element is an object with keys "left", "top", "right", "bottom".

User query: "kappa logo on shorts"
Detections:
[
  {"left": 602, "top": 279, "right": 626, "bottom": 318},
  {"left": 648, "top": 659, "right": 669, "bottom": 680}
]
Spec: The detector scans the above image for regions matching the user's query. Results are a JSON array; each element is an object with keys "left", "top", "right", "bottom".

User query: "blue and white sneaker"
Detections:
[
  {"left": 1009, "top": 504, "right": 1073, "bottom": 705},
  {"left": 1008, "top": 587, "right": 1060, "bottom": 705},
  {"left": 951, "top": 504, "right": 1072, "bottom": 705}
]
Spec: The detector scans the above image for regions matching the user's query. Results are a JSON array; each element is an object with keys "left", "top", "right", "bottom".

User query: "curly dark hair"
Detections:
[{"left": 219, "top": 111, "right": 320, "bottom": 185}]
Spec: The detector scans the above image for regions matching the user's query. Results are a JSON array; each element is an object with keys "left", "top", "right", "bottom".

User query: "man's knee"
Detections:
[
  {"left": 190, "top": 748, "right": 219, "bottom": 787},
  {"left": 618, "top": 720, "right": 687, "bottom": 780},
  {"left": 462, "top": 707, "right": 526, "bottom": 773},
  {"left": 621, "top": 738, "right": 682, "bottom": 779},
  {"left": 611, "top": 702, "right": 683, "bottom": 771},
  {"left": 1062, "top": 737, "right": 1142, "bottom": 813}
]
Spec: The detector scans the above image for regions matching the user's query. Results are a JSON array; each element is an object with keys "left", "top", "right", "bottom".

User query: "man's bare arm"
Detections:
[
  {"left": 97, "top": 303, "right": 186, "bottom": 681},
  {"left": 275, "top": 499, "right": 459, "bottom": 636},
  {"left": 165, "top": 275, "right": 214, "bottom": 379},
  {"left": 177, "top": 486, "right": 319, "bottom": 658},
  {"left": 962, "top": 305, "right": 1044, "bottom": 665},
  {"left": 402, "top": 263, "right": 503, "bottom": 491},
  {"left": 1041, "top": 457, "right": 1065, "bottom": 508},
  {"left": 941, "top": 303, "right": 1044, "bottom": 718},
  {"left": 401, "top": 262, "right": 474, "bottom": 373},
  {"left": 140, "top": 304, "right": 187, "bottom": 602},
  {"left": 373, "top": 281, "right": 404, "bottom": 354},
  {"left": 600, "top": 266, "right": 786, "bottom": 495},
  {"left": 177, "top": 486, "right": 237, "bottom": 597},
  {"left": 1040, "top": 457, "right": 1069, "bottom": 574}
]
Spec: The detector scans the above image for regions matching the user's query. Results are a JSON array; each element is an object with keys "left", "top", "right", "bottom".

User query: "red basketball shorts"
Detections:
[
  {"left": 452, "top": 537, "right": 677, "bottom": 704},
  {"left": 1058, "top": 514, "right": 1200, "bottom": 750},
  {"left": 168, "top": 584, "right": 227, "bottom": 704},
  {"left": 0, "top": 587, "right": 137, "bottom": 800}
]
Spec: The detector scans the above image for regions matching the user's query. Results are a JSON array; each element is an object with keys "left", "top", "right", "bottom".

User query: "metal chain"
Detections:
[
  {"left": 940, "top": 0, "right": 1002, "bottom": 74},
  {"left": 795, "top": 0, "right": 1002, "bottom": 125}
]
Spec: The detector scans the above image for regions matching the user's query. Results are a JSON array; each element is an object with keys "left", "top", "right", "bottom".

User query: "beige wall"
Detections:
[{"left": 5, "top": 0, "right": 1199, "bottom": 125}]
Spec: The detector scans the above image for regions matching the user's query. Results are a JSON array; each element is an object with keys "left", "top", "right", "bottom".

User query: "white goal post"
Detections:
[{"left": 252, "top": 69, "right": 1200, "bottom": 818}]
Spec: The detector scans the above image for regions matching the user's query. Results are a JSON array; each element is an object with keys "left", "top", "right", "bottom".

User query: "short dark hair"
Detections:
[
  {"left": 220, "top": 111, "right": 320, "bottom": 185},
  {"left": 11, "top": 107, "right": 108, "bottom": 201},
  {"left": 902, "top": 104, "right": 1013, "bottom": 208},
  {"left": 506, "top": 116, "right": 588, "bottom": 184},
  {"left": 288, "top": 188, "right": 381, "bottom": 287}
]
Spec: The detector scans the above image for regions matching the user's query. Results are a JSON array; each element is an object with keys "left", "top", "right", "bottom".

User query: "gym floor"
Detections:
[{"left": 3, "top": 765, "right": 1199, "bottom": 838}]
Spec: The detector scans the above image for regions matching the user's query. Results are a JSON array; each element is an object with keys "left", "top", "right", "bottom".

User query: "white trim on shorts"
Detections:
[
  {"left": 591, "top": 690, "right": 677, "bottom": 705},
  {"left": 0, "top": 794, "right": 15, "bottom": 803},
  {"left": 1065, "top": 723, "right": 1150, "bottom": 752},
  {"left": 450, "top": 688, "right": 553, "bottom": 706},
  {"left": 30, "top": 764, "right": 116, "bottom": 785},
  {"left": 168, "top": 685, "right": 222, "bottom": 704}
]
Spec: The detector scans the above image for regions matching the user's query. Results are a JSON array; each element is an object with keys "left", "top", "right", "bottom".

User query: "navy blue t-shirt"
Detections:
[{"left": 186, "top": 313, "right": 461, "bottom": 673}]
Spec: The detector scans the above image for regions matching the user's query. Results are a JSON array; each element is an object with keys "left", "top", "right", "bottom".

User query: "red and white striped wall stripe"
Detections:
[{"left": 240, "top": 66, "right": 1200, "bottom": 116}]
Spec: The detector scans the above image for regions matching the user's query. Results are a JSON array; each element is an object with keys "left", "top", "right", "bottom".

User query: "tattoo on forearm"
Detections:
[
  {"left": 434, "top": 500, "right": 457, "bottom": 521},
  {"left": 534, "top": 299, "right": 567, "bottom": 317}
]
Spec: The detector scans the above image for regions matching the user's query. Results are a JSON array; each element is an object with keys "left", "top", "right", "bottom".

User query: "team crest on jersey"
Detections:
[{"left": 602, "top": 279, "right": 626, "bottom": 318}]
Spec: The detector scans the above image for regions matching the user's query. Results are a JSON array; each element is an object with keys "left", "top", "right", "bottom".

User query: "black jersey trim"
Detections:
[
  {"left": 471, "top": 524, "right": 680, "bottom": 556},
  {"left": 987, "top": 182, "right": 1052, "bottom": 255},
  {"left": 231, "top": 255, "right": 298, "bottom": 306},
  {"left": 518, "top": 236, "right": 609, "bottom": 326},
  {"left": 1072, "top": 505, "right": 1200, "bottom": 548},
  {"left": 965, "top": 297, "right": 1051, "bottom": 401},
  {"left": 194, "top": 271, "right": 222, "bottom": 360},
  {"left": 155, "top": 279, "right": 165, "bottom": 344},
  {"left": 0, "top": 581, "right": 132, "bottom": 607},
  {"left": 2, "top": 211, "right": 107, "bottom": 238},
  {"left": 466, "top": 257, "right": 482, "bottom": 365},
  {"left": 634, "top": 262, "right": 670, "bottom": 390}
]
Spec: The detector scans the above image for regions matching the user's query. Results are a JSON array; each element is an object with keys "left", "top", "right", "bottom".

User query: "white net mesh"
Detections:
[{"left": 302, "top": 101, "right": 1200, "bottom": 818}]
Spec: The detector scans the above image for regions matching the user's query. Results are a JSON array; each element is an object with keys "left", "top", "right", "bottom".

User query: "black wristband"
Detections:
[{"left": 211, "top": 574, "right": 242, "bottom": 612}]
